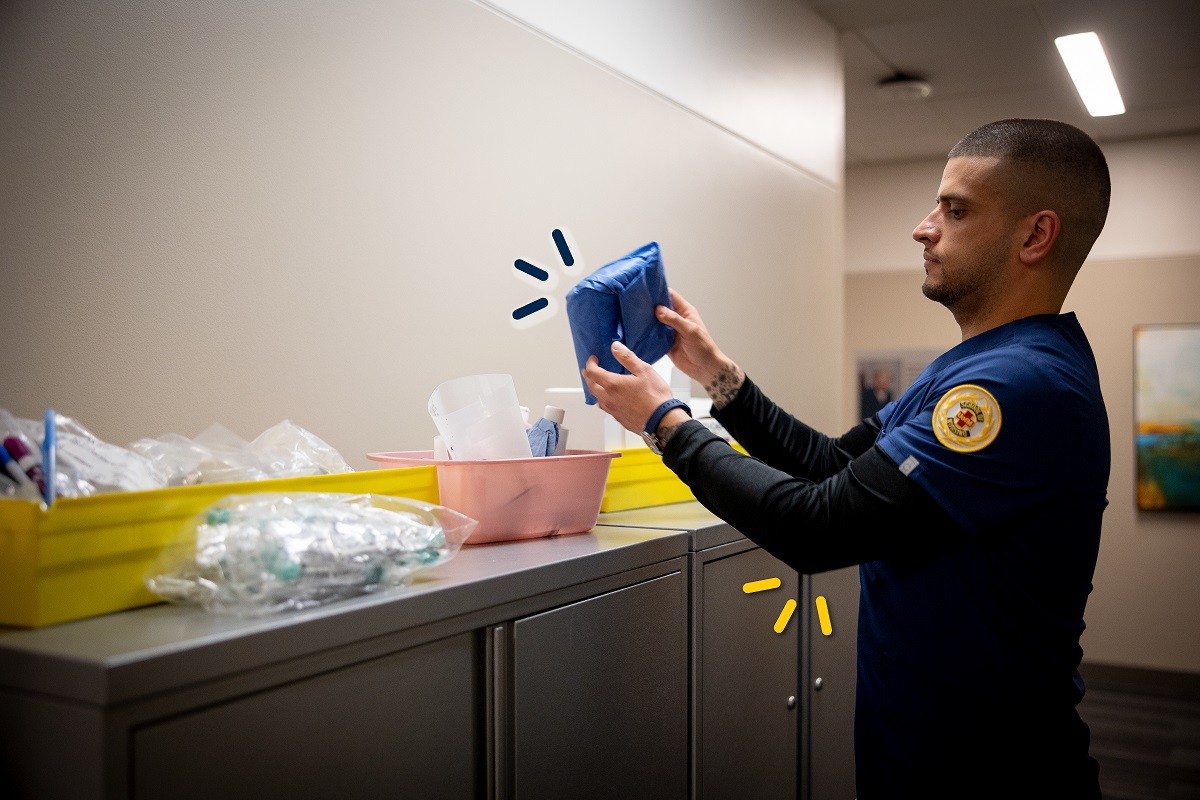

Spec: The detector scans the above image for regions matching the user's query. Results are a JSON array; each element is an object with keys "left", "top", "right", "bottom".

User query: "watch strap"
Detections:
[{"left": 643, "top": 398, "right": 692, "bottom": 440}]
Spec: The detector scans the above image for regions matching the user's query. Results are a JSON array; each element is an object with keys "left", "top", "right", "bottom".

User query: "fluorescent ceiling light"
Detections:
[{"left": 1055, "top": 32, "right": 1125, "bottom": 117}]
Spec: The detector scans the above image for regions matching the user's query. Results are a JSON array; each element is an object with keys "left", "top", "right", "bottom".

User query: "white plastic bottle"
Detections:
[{"left": 548, "top": 406, "right": 569, "bottom": 456}]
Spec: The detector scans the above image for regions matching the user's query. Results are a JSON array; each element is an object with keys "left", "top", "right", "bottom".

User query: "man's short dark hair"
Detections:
[{"left": 949, "top": 118, "right": 1111, "bottom": 270}]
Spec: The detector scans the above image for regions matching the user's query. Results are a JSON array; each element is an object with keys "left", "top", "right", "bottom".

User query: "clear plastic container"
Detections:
[{"left": 428, "top": 374, "right": 533, "bottom": 461}]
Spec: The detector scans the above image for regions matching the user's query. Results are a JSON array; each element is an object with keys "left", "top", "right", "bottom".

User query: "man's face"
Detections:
[{"left": 912, "top": 156, "right": 1021, "bottom": 313}]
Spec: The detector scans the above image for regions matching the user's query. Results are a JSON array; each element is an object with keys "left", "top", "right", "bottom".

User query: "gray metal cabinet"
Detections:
[
  {"left": 129, "top": 571, "right": 691, "bottom": 800},
  {"left": 132, "top": 631, "right": 482, "bottom": 799},
  {"left": 0, "top": 526, "right": 691, "bottom": 800},
  {"left": 496, "top": 571, "right": 689, "bottom": 800},
  {"left": 0, "top": 509, "right": 857, "bottom": 800},
  {"left": 694, "top": 540, "right": 800, "bottom": 800},
  {"left": 596, "top": 503, "right": 811, "bottom": 800},
  {"left": 0, "top": 615, "right": 489, "bottom": 799}
]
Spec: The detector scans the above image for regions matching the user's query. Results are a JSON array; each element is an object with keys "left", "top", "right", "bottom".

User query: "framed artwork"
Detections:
[
  {"left": 856, "top": 348, "right": 942, "bottom": 420},
  {"left": 1134, "top": 323, "right": 1200, "bottom": 511}
]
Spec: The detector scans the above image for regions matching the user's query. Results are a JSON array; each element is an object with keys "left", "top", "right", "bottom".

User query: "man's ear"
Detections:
[{"left": 1019, "top": 210, "right": 1060, "bottom": 265}]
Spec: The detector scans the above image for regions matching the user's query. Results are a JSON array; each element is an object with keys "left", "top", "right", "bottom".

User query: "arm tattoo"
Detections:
[
  {"left": 658, "top": 422, "right": 684, "bottom": 450},
  {"left": 706, "top": 363, "right": 744, "bottom": 411}
]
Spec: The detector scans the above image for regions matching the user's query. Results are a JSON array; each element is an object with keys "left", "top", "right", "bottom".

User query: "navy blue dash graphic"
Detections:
[
  {"left": 514, "top": 259, "right": 549, "bottom": 281},
  {"left": 512, "top": 297, "right": 549, "bottom": 320},
  {"left": 552, "top": 229, "right": 574, "bottom": 267}
]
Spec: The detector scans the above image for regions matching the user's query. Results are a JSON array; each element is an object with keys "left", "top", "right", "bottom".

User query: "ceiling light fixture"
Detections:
[
  {"left": 875, "top": 72, "right": 932, "bottom": 101},
  {"left": 1054, "top": 32, "right": 1125, "bottom": 117}
]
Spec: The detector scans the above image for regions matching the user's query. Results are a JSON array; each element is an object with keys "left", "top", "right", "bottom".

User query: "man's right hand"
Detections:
[{"left": 656, "top": 288, "right": 745, "bottom": 409}]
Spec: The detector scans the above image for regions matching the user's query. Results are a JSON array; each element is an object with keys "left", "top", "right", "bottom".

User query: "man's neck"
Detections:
[
  {"left": 949, "top": 284, "right": 1066, "bottom": 341},
  {"left": 954, "top": 306, "right": 1063, "bottom": 341}
]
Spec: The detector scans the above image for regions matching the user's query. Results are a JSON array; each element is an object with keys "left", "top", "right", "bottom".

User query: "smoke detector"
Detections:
[{"left": 876, "top": 72, "right": 933, "bottom": 100}]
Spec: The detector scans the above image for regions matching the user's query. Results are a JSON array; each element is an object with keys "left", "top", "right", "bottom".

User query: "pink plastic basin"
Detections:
[{"left": 365, "top": 449, "right": 621, "bottom": 545}]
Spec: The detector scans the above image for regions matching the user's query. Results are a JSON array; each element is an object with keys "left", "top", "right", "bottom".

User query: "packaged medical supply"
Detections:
[
  {"left": 1, "top": 465, "right": 439, "bottom": 628},
  {"left": 144, "top": 492, "right": 475, "bottom": 617},
  {"left": 130, "top": 419, "right": 353, "bottom": 486},
  {"left": 0, "top": 408, "right": 166, "bottom": 499},
  {"left": 565, "top": 241, "right": 675, "bottom": 404}
]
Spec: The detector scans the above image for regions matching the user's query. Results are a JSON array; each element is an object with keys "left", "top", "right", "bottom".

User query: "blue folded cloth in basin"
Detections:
[{"left": 566, "top": 241, "right": 675, "bottom": 404}]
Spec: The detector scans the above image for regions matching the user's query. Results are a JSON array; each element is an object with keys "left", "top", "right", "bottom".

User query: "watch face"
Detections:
[{"left": 641, "top": 430, "right": 663, "bottom": 455}]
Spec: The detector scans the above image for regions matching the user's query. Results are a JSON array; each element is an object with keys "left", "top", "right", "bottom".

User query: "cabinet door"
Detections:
[
  {"left": 807, "top": 565, "right": 859, "bottom": 800},
  {"left": 697, "top": 546, "right": 800, "bottom": 800},
  {"left": 510, "top": 571, "right": 688, "bottom": 800},
  {"left": 133, "top": 632, "right": 482, "bottom": 799}
]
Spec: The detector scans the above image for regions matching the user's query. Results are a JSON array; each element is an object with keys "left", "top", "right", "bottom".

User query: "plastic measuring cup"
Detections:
[{"left": 428, "top": 374, "right": 534, "bottom": 460}]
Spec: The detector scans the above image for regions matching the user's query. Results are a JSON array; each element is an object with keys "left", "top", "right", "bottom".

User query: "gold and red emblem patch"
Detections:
[{"left": 932, "top": 384, "right": 1001, "bottom": 452}]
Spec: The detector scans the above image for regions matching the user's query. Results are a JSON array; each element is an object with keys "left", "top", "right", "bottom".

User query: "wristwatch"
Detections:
[{"left": 641, "top": 398, "right": 692, "bottom": 455}]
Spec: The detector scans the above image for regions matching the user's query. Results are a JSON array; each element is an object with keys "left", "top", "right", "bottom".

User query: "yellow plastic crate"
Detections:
[
  {"left": 600, "top": 441, "right": 746, "bottom": 513},
  {"left": 0, "top": 467, "right": 438, "bottom": 628}
]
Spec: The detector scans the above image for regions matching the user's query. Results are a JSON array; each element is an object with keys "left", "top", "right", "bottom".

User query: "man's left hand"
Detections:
[{"left": 582, "top": 341, "right": 674, "bottom": 435}]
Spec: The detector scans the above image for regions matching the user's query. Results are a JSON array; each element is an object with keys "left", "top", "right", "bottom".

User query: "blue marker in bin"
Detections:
[{"left": 43, "top": 409, "right": 57, "bottom": 506}]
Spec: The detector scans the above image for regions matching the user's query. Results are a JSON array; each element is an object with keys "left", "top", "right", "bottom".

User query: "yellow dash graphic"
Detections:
[
  {"left": 815, "top": 595, "right": 833, "bottom": 636},
  {"left": 773, "top": 598, "right": 797, "bottom": 634},
  {"left": 743, "top": 578, "right": 781, "bottom": 593}
]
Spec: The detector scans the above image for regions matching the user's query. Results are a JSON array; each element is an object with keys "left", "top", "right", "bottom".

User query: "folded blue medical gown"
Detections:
[{"left": 566, "top": 241, "right": 675, "bottom": 405}]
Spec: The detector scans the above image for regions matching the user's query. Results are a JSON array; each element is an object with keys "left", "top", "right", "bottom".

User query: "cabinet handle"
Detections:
[
  {"left": 787, "top": 695, "right": 796, "bottom": 709},
  {"left": 814, "top": 677, "right": 824, "bottom": 691}
]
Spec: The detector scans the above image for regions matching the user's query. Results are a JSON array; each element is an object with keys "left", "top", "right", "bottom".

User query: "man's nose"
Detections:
[{"left": 913, "top": 214, "right": 937, "bottom": 243}]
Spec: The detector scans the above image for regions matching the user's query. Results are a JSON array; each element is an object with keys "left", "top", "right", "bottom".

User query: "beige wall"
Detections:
[
  {"left": 480, "top": 0, "right": 845, "bottom": 184},
  {"left": 1065, "top": 256, "right": 1200, "bottom": 673},
  {"left": 0, "top": 0, "right": 844, "bottom": 467},
  {"left": 845, "top": 136, "right": 1200, "bottom": 674},
  {"left": 845, "top": 133, "right": 1200, "bottom": 274}
]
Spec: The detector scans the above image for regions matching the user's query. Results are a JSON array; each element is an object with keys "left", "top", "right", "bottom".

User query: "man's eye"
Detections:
[{"left": 948, "top": 208, "right": 966, "bottom": 219}]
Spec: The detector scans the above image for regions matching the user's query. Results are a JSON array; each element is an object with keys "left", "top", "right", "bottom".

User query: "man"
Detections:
[{"left": 582, "top": 118, "right": 1111, "bottom": 798}]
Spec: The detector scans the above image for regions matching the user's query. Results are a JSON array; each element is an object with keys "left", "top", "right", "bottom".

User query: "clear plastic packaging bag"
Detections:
[
  {"left": 0, "top": 411, "right": 355, "bottom": 501},
  {"left": 144, "top": 492, "right": 477, "bottom": 617},
  {"left": 130, "top": 420, "right": 353, "bottom": 486},
  {"left": 2, "top": 408, "right": 166, "bottom": 499}
]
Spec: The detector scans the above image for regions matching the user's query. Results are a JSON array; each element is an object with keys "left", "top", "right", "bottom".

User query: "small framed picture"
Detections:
[{"left": 855, "top": 348, "right": 941, "bottom": 420}]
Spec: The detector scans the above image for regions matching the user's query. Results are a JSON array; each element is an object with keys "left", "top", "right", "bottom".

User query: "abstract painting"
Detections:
[{"left": 1134, "top": 323, "right": 1200, "bottom": 511}]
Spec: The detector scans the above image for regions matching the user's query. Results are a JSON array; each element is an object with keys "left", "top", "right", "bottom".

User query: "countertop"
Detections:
[{"left": 0, "top": 502, "right": 740, "bottom": 705}]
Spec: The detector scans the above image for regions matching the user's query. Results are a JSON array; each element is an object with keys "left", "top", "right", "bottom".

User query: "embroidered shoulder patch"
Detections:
[{"left": 932, "top": 384, "right": 1001, "bottom": 453}]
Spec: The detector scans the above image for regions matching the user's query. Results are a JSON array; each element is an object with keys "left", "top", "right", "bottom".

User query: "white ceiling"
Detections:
[{"left": 807, "top": 0, "right": 1200, "bottom": 167}]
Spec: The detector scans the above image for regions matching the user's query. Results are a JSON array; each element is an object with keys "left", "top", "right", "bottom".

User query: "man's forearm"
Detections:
[{"left": 704, "top": 362, "right": 745, "bottom": 410}]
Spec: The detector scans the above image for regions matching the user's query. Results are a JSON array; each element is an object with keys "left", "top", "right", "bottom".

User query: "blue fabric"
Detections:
[
  {"left": 565, "top": 241, "right": 675, "bottom": 404},
  {"left": 526, "top": 417, "right": 560, "bottom": 457}
]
